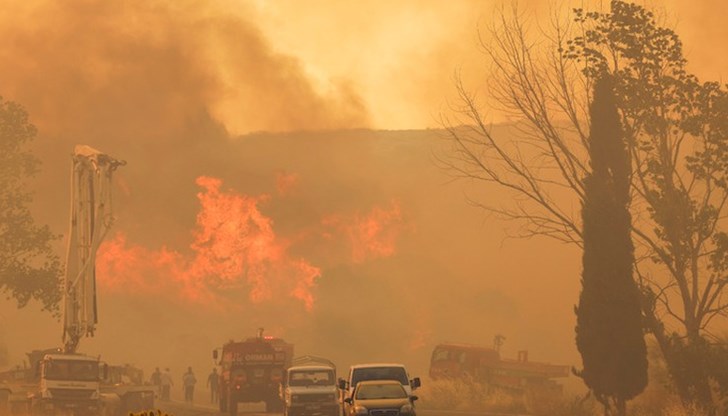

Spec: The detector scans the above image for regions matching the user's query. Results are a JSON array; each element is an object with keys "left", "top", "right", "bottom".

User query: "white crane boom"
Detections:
[{"left": 62, "top": 145, "right": 125, "bottom": 353}]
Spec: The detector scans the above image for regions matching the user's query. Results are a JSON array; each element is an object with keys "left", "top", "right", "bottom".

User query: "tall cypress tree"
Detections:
[{"left": 575, "top": 76, "right": 647, "bottom": 416}]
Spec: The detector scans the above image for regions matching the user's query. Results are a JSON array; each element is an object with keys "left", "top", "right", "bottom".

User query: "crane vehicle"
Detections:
[{"left": 22, "top": 146, "right": 146, "bottom": 416}]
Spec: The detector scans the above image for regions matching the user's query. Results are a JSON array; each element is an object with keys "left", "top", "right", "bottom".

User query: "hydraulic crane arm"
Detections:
[{"left": 63, "top": 145, "right": 125, "bottom": 353}]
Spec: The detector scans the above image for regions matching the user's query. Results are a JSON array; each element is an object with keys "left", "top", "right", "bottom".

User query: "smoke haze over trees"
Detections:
[{"left": 443, "top": 0, "right": 728, "bottom": 411}]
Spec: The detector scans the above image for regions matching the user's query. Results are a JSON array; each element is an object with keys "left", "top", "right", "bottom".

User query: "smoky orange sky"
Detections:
[
  {"left": 0, "top": 0, "right": 725, "bottom": 397},
  {"left": 0, "top": 0, "right": 724, "bottom": 136}
]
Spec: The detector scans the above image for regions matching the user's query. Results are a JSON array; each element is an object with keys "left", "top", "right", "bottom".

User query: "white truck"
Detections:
[
  {"left": 27, "top": 352, "right": 105, "bottom": 416},
  {"left": 338, "top": 363, "right": 421, "bottom": 415},
  {"left": 280, "top": 356, "right": 340, "bottom": 416}
]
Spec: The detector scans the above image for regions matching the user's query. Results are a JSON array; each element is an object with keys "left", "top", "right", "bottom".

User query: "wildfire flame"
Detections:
[
  {"left": 98, "top": 176, "right": 320, "bottom": 310},
  {"left": 97, "top": 176, "right": 406, "bottom": 311},
  {"left": 323, "top": 200, "right": 404, "bottom": 263}
]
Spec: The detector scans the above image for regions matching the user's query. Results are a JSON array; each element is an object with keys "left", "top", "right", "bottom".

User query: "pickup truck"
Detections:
[{"left": 337, "top": 363, "right": 421, "bottom": 415}]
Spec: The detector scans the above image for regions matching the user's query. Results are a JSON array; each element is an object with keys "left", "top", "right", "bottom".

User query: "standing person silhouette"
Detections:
[
  {"left": 150, "top": 367, "right": 161, "bottom": 396},
  {"left": 183, "top": 367, "right": 197, "bottom": 404},
  {"left": 160, "top": 368, "right": 173, "bottom": 401},
  {"left": 207, "top": 368, "right": 219, "bottom": 404}
]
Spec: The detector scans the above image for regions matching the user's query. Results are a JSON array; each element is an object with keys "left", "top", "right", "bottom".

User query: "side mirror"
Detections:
[
  {"left": 212, "top": 350, "right": 218, "bottom": 360},
  {"left": 338, "top": 379, "right": 347, "bottom": 390},
  {"left": 410, "top": 377, "right": 421, "bottom": 389},
  {"left": 344, "top": 398, "right": 353, "bottom": 405},
  {"left": 410, "top": 396, "right": 419, "bottom": 402}
]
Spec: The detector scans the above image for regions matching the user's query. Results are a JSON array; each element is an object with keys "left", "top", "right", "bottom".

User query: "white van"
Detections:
[{"left": 281, "top": 356, "right": 339, "bottom": 416}]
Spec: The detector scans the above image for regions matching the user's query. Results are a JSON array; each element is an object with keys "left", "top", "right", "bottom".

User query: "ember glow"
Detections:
[
  {"left": 323, "top": 201, "right": 405, "bottom": 263},
  {"left": 275, "top": 171, "right": 299, "bottom": 196},
  {"left": 97, "top": 176, "right": 406, "bottom": 311}
]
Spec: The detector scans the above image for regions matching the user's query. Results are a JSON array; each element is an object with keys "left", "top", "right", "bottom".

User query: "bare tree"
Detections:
[{"left": 441, "top": 1, "right": 728, "bottom": 410}]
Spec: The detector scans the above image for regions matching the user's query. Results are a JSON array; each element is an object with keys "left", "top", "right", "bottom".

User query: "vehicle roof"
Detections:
[
  {"left": 45, "top": 354, "right": 97, "bottom": 361},
  {"left": 288, "top": 365, "right": 334, "bottom": 372},
  {"left": 356, "top": 380, "right": 404, "bottom": 386},
  {"left": 434, "top": 343, "right": 497, "bottom": 351},
  {"left": 350, "top": 363, "right": 406, "bottom": 370}
]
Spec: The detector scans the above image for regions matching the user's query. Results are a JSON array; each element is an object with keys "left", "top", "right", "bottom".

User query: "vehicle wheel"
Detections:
[
  {"left": 29, "top": 400, "right": 41, "bottom": 416},
  {"left": 228, "top": 398, "right": 237, "bottom": 416},
  {"left": 219, "top": 392, "right": 227, "bottom": 412},
  {"left": 266, "top": 399, "right": 283, "bottom": 413}
]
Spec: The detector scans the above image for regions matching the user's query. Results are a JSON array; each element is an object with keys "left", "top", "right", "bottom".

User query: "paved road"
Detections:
[{"left": 157, "top": 400, "right": 526, "bottom": 416}]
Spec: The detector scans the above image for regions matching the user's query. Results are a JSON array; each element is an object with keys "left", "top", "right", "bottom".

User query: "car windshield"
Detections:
[
  {"left": 45, "top": 360, "right": 99, "bottom": 381},
  {"left": 355, "top": 383, "right": 407, "bottom": 400},
  {"left": 289, "top": 370, "right": 334, "bottom": 386},
  {"left": 351, "top": 367, "right": 408, "bottom": 387}
]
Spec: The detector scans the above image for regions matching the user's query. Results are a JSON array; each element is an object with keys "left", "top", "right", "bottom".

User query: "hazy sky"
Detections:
[
  {"left": 0, "top": 0, "right": 724, "bottom": 136},
  {"left": 252, "top": 0, "right": 726, "bottom": 131}
]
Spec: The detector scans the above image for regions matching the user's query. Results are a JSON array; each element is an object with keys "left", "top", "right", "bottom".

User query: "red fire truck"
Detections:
[
  {"left": 429, "top": 343, "right": 569, "bottom": 394},
  {"left": 213, "top": 329, "right": 294, "bottom": 415}
]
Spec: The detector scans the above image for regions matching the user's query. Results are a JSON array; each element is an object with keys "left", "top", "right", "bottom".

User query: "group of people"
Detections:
[{"left": 149, "top": 367, "right": 220, "bottom": 405}]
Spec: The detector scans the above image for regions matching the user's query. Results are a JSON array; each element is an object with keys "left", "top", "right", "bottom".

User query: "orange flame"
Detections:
[
  {"left": 323, "top": 200, "right": 404, "bottom": 263},
  {"left": 97, "top": 176, "right": 321, "bottom": 310},
  {"left": 97, "top": 176, "right": 407, "bottom": 311}
]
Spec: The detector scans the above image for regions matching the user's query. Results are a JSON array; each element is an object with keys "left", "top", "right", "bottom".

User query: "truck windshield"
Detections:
[
  {"left": 431, "top": 348, "right": 450, "bottom": 362},
  {"left": 45, "top": 360, "right": 99, "bottom": 381},
  {"left": 289, "top": 370, "right": 333, "bottom": 386},
  {"left": 351, "top": 367, "right": 408, "bottom": 387},
  {"left": 355, "top": 383, "right": 407, "bottom": 400}
]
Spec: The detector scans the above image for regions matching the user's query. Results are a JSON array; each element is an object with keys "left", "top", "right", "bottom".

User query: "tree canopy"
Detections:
[
  {"left": 576, "top": 75, "right": 647, "bottom": 415},
  {"left": 0, "top": 96, "right": 61, "bottom": 314}
]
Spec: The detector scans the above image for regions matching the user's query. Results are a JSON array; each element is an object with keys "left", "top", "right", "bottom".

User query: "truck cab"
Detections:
[
  {"left": 281, "top": 356, "right": 339, "bottom": 416},
  {"left": 214, "top": 333, "right": 293, "bottom": 415},
  {"left": 30, "top": 353, "right": 105, "bottom": 416}
]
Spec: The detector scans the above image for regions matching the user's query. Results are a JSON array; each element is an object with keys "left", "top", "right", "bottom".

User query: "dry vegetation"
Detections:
[
  {"left": 415, "top": 377, "right": 527, "bottom": 414},
  {"left": 415, "top": 377, "right": 724, "bottom": 415}
]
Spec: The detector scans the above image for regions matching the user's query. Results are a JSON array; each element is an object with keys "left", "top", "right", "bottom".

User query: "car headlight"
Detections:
[
  {"left": 401, "top": 403, "right": 414, "bottom": 414},
  {"left": 353, "top": 405, "right": 368, "bottom": 415}
]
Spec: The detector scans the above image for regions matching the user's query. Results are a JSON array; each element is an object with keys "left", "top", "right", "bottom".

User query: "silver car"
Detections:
[{"left": 343, "top": 380, "right": 417, "bottom": 416}]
